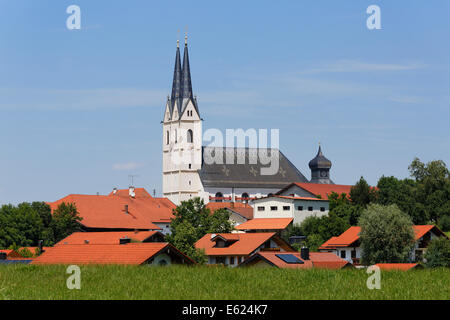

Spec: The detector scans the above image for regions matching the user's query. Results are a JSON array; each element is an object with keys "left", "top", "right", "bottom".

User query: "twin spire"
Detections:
[{"left": 170, "top": 33, "right": 194, "bottom": 115}]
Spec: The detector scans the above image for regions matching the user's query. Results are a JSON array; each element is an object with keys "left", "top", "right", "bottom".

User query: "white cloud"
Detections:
[
  {"left": 0, "top": 88, "right": 167, "bottom": 110},
  {"left": 112, "top": 162, "right": 145, "bottom": 171},
  {"left": 304, "top": 60, "right": 426, "bottom": 74}
]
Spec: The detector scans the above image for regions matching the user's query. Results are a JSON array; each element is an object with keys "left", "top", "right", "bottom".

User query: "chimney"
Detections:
[
  {"left": 38, "top": 239, "right": 45, "bottom": 253},
  {"left": 301, "top": 247, "right": 310, "bottom": 260},
  {"left": 113, "top": 187, "right": 118, "bottom": 195},
  {"left": 124, "top": 204, "right": 129, "bottom": 214},
  {"left": 129, "top": 186, "right": 135, "bottom": 198}
]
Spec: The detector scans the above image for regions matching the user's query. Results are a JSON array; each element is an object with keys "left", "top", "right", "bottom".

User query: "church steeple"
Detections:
[
  {"left": 170, "top": 39, "right": 182, "bottom": 113},
  {"left": 181, "top": 33, "right": 193, "bottom": 102}
]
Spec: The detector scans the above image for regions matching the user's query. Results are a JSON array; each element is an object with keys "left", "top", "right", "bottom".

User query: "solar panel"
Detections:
[{"left": 276, "top": 254, "right": 304, "bottom": 264}]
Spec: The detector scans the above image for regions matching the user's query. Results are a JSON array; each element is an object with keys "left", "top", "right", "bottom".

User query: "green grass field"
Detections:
[{"left": 0, "top": 264, "right": 448, "bottom": 300}]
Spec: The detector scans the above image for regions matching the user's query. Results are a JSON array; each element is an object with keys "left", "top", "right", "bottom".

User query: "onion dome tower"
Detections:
[{"left": 308, "top": 143, "right": 333, "bottom": 184}]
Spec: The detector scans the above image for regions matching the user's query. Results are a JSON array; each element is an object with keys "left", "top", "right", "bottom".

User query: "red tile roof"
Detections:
[
  {"left": 55, "top": 231, "right": 163, "bottom": 245},
  {"left": 227, "top": 207, "right": 254, "bottom": 220},
  {"left": 206, "top": 202, "right": 251, "bottom": 211},
  {"left": 375, "top": 263, "right": 421, "bottom": 271},
  {"left": 31, "top": 243, "right": 195, "bottom": 265},
  {"left": 0, "top": 249, "right": 22, "bottom": 259},
  {"left": 277, "top": 183, "right": 353, "bottom": 200},
  {"left": 319, "top": 225, "right": 446, "bottom": 250},
  {"left": 235, "top": 218, "right": 293, "bottom": 231},
  {"left": 195, "top": 232, "right": 294, "bottom": 256},
  {"left": 242, "top": 251, "right": 351, "bottom": 269},
  {"left": 273, "top": 195, "right": 328, "bottom": 201},
  {"left": 47, "top": 188, "right": 176, "bottom": 230}
]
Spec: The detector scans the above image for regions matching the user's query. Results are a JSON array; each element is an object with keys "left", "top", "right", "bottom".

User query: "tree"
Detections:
[
  {"left": 167, "top": 197, "right": 234, "bottom": 263},
  {"left": 350, "top": 176, "right": 377, "bottom": 207},
  {"left": 50, "top": 202, "right": 83, "bottom": 243},
  {"left": 299, "top": 213, "right": 350, "bottom": 251},
  {"left": 358, "top": 204, "right": 415, "bottom": 265},
  {"left": 424, "top": 237, "right": 450, "bottom": 268}
]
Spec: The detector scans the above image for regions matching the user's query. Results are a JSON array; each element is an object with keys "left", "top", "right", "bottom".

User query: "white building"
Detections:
[{"left": 252, "top": 195, "right": 329, "bottom": 225}]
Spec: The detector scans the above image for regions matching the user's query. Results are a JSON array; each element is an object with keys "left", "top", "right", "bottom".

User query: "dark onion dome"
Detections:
[{"left": 308, "top": 145, "right": 332, "bottom": 169}]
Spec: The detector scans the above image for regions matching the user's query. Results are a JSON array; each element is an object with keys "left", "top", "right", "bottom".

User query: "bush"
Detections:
[
  {"left": 359, "top": 204, "right": 415, "bottom": 265},
  {"left": 424, "top": 237, "right": 450, "bottom": 268}
]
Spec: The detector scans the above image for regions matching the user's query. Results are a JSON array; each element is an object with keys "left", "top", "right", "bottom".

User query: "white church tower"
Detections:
[{"left": 162, "top": 35, "right": 203, "bottom": 205}]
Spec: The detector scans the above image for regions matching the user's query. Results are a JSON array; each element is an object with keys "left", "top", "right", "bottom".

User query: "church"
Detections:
[{"left": 162, "top": 36, "right": 334, "bottom": 205}]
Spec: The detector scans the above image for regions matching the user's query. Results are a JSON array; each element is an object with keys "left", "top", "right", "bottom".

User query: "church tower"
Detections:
[
  {"left": 308, "top": 144, "right": 333, "bottom": 184},
  {"left": 162, "top": 35, "right": 203, "bottom": 205}
]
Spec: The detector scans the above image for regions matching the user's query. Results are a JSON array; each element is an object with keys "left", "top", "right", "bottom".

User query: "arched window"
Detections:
[
  {"left": 241, "top": 192, "right": 249, "bottom": 203},
  {"left": 187, "top": 129, "right": 193, "bottom": 143},
  {"left": 215, "top": 192, "right": 223, "bottom": 202},
  {"left": 175, "top": 129, "right": 177, "bottom": 143},
  {"left": 166, "top": 131, "right": 169, "bottom": 145},
  {"left": 267, "top": 193, "right": 273, "bottom": 197}
]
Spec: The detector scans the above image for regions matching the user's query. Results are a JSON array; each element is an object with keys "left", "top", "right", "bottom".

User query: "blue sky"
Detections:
[{"left": 0, "top": 0, "right": 449, "bottom": 204}]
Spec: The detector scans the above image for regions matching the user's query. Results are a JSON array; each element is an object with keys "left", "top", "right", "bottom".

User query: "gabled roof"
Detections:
[
  {"left": 31, "top": 243, "right": 195, "bottom": 265},
  {"left": 375, "top": 263, "right": 422, "bottom": 271},
  {"left": 277, "top": 182, "right": 353, "bottom": 200},
  {"left": 0, "top": 249, "right": 22, "bottom": 259},
  {"left": 235, "top": 218, "right": 293, "bottom": 231},
  {"left": 47, "top": 188, "right": 175, "bottom": 230},
  {"left": 240, "top": 251, "right": 351, "bottom": 269},
  {"left": 195, "top": 232, "right": 294, "bottom": 256},
  {"left": 55, "top": 231, "right": 164, "bottom": 246},
  {"left": 199, "top": 148, "right": 308, "bottom": 189},
  {"left": 319, "top": 225, "right": 447, "bottom": 250},
  {"left": 226, "top": 207, "right": 254, "bottom": 220}
]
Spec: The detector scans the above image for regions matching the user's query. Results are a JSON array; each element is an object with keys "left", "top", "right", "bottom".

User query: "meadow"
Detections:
[{"left": 0, "top": 264, "right": 449, "bottom": 300}]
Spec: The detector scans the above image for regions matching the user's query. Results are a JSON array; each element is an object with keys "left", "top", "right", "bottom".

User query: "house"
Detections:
[
  {"left": 276, "top": 182, "right": 353, "bottom": 200},
  {"left": 31, "top": 242, "right": 195, "bottom": 266},
  {"left": 239, "top": 250, "right": 352, "bottom": 269},
  {"left": 206, "top": 202, "right": 253, "bottom": 227},
  {"left": 252, "top": 195, "right": 329, "bottom": 225},
  {"left": 47, "top": 187, "right": 176, "bottom": 234},
  {"left": 319, "top": 225, "right": 448, "bottom": 264},
  {"left": 375, "top": 263, "right": 423, "bottom": 271},
  {"left": 234, "top": 218, "right": 293, "bottom": 235},
  {"left": 0, "top": 249, "right": 34, "bottom": 264},
  {"left": 195, "top": 232, "right": 295, "bottom": 267},
  {"left": 55, "top": 231, "right": 165, "bottom": 246}
]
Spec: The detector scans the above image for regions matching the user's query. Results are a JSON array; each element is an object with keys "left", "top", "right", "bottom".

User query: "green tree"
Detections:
[
  {"left": 167, "top": 197, "right": 234, "bottom": 263},
  {"left": 359, "top": 204, "right": 415, "bottom": 265},
  {"left": 350, "top": 176, "right": 377, "bottom": 207},
  {"left": 424, "top": 237, "right": 450, "bottom": 268},
  {"left": 50, "top": 202, "right": 83, "bottom": 243}
]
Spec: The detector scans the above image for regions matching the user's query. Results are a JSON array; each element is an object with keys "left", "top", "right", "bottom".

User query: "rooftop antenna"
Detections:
[{"left": 128, "top": 174, "right": 139, "bottom": 186}]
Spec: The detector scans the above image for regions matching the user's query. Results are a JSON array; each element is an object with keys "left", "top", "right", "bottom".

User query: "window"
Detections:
[
  {"left": 320, "top": 207, "right": 326, "bottom": 212},
  {"left": 308, "top": 206, "right": 313, "bottom": 211},
  {"left": 270, "top": 206, "right": 278, "bottom": 211},
  {"left": 188, "top": 164, "right": 192, "bottom": 169},
  {"left": 257, "top": 206, "right": 265, "bottom": 211},
  {"left": 241, "top": 192, "right": 249, "bottom": 199},
  {"left": 351, "top": 250, "right": 356, "bottom": 259},
  {"left": 189, "top": 181, "right": 191, "bottom": 185},
  {"left": 166, "top": 131, "right": 169, "bottom": 145},
  {"left": 238, "top": 257, "right": 242, "bottom": 264},
  {"left": 215, "top": 192, "right": 223, "bottom": 202},
  {"left": 340, "top": 250, "right": 346, "bottom": 259},
  {"left": 175, "top": 129, "right": 177, "bottom": 143},
  {"left": 216, "top": 257, "right": 226, "bottom": 265},
  {"left": 297, "top": 206, "right": 303, "bottom": 211},
  {"left": 187, "top": 129, "right": 193, "bottom": 143},
  {"left": 283, "top": 206, "right": 290, "bottom": 211},
  {"left": 230, "top": 257, "right": 235, "bottom": 265}
]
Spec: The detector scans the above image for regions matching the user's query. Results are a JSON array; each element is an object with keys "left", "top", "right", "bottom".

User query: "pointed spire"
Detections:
[
  {"left": 170, "top": 39, "right": 182, "bottom": 111},
  {"left": 181, "top": 32, "right": 193, "bottom": 101}
]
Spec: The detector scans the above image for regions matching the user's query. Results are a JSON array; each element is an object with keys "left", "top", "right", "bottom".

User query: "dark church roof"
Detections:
[
  {"left": 308, "top": 145, "right": 332, "bottom": 169},
  {"left": 168, "top": 36, "right": 200, "bottom": 118},
  {"left": 199, "top": 147, "right": 309, "bottom": 189}
]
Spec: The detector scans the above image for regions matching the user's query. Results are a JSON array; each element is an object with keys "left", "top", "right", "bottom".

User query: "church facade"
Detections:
[{"left": 162, "top": 37, "right": 334, "bottom": 205}]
